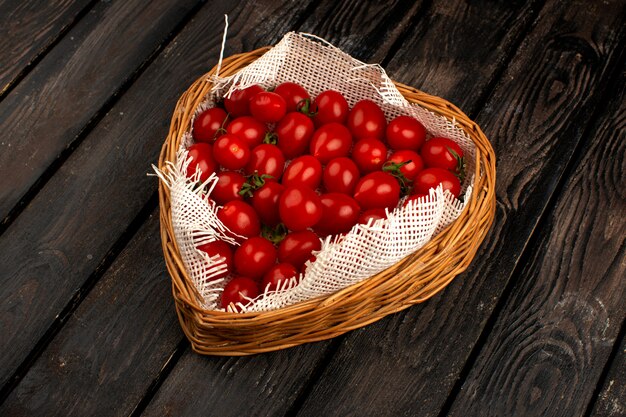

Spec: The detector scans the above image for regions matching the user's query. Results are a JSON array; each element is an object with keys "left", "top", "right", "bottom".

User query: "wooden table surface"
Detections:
[{"left": 1, "top": 0, "right": 624, "bottom": 416}]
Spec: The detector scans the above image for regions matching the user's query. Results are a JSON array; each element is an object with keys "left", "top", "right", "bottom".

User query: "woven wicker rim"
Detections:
[{"left": 158, "top": 47, "right": 496, "bottom": 355}]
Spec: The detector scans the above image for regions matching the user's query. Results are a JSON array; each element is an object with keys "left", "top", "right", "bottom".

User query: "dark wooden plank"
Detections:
[
  {"left": 0, "top": 0, "right": 318, "bottom": 408},
  {"left": 447, "top": 69, "right": 626, "bottom": 417},
  {"left": 0, "top": 0, "right": 201, "bottom": 227},
  {"left": 590, "top": 332, "right": 626, "bottom": 417},
  {"left": 293, "top": 1, "right": 626, "bottom": 416},
  {"left": 0, "top": 214, "right": 184, "bottom": 417},
  {"left": 0, "top": 0, "right": 93, "bottom": 95}
]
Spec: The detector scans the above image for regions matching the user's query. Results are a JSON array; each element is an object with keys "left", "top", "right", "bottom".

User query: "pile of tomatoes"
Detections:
[{"left": 186, "top": 82, "right": 465, "bottom": 311}]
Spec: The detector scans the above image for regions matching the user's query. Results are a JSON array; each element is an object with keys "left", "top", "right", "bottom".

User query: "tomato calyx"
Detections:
[
  {"left": 261, "top": 223, "right": 288, "bottom": 244},
  {"left": 447, "top": 146, "right": 466, "bottom": 182},
  {"left": 264, "top": 132, "right": 278, "bottom": 145},
  {"left": 238, "top": 172, "right": 274, "bottom": 197},
  {"left": 296, "top": 98, "right": 317, "bottom": 117},
  {"left": 383, "top": 160, "right": 412, "bottom": 195}
]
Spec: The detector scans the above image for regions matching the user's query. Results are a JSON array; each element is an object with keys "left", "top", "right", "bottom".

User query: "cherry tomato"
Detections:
[
  {"left": 186, "top": 143, "right": 217, "bottom": 182},
  {"left": 193, "top": 107, "right": 228, "bottom": 142},
  {"left": 249, "top": 91, "right": 287, "bottom": 123},
  {"left": 212, "top": 134, "right": 250, "bottom": 170},
  {"left": 245, "top": 144, "right": 285, "bottom": 179},
  {"left": 314, "top": 193, "right": 360, "bottom": 236},
  {"left": 276, "top": 112, "right": 315, "bottom": 159},
  {"left": 282, "top": 155, "right": 322, "bottom": 189},
  {"left": 386, "top": 115, "right": 426, "bottom": 151},
  {"left": 404, "top": 193, "right": 429, "bottom": 206},
  {"left": 221, "top": 277, "right": 259, "bottom": 311},
  {"left": 386, "top": 150, "right": 424, "bottom": 181},
  {"left": 312, "top": 90, "right": 349, "bottom": 126},
  {"left": 347, "top": 99, "right": 387, "bottom": 140},
  {"left": 278, "top": 231, "right": 321, "bottom": 269},
  {"left": 420, "top": 137, "right": 464, "bottom": 174},
  {"left": 274, "top": 82, "right": 310, "bottom": 113},
  {"left": 226, "top": 116, "right": 266, "bottom": 148},
  {"left": 358, "top": 208, "right": 388, "bottom": 225},
  {"left": 323, "top": 157, "right": 360, "bottom": 195},
  {"left": 352, "top": 138, "right": 388, "bottom": 173},
  {"left": 413, "top": 168, "right": 461, "bottom": 198},
  {"left": 279, "top": 186, "right": 323, "bottom": 231},
  {"left": 217, "top": 200, "right": 260, "bottom": 238},
  {"left": 310, "top": 122, "right": 353, "bottom": 164},
  {"left": 197, "top": 240, "right": 233, "bottom": 280},
  {"left": 262, "top": 263, "right": 299, "bottom": 292},
  {"left": 224, "top": 84, "right": 264, "bottom": 117},
  {"left": 251, "top": 181, "right": 284, "bottom": 226},
  {"left": 211, "top": 171, "right": 245, "bottom": 205},
  {"left": 353, "top": 171, "right": 401, "bottom": 210},
  {"left": 234, "top": 236, "right": 277, "bottom": 280}
]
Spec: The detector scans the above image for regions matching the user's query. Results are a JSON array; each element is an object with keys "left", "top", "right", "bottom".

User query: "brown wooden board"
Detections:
[
  {"left": 0, "top": 0, "right": 93, "bottom": 95},
  {"left": 0, "top": 214, "right": 184, "bottom": 417},
  {"left": 0, "top": 0, "right": 201, "bottom": 228},
  {"left": 589, "top": 332, "right": 626, "bottom": 417},
  {"left": 446, "top": 68, "right": 626, "bottom": 417},
  {"left": 0, "top": 0, "right": 318, "bottom": 409},
  {"left": 292, "top": 0, "right": 626, "bottom": 416}
]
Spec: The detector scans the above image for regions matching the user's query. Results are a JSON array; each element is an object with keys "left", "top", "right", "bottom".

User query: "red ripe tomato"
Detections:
[
  {"left": 212, "top": 171, "right": 245, "bottom": 205},
  {"left": 226, "top": 116, "right": 266, "bottom": 148},
  {"left": 323, "top": 157, "right": 360, "bottom": 195},
  {"left": 314, "top": 193, "right": 360, "bottom": 236},
  {"left": 217, "top": 200, "right": 260, "bottom": 238},
  {"left": 193, "top": 107, "right": 228, "bottom": 142},
  {"left": 282, "top": 155, "right": 322, "bottom": 189},
  {"left": 212, "top": 134, "right": 250, "bottom": 170},
  {"left": 312, "top": 90, "right": 349, "bottom": 126},
  {"left": 249, "top": 91, "right": 287, "bottom": 123},
  {"left": 386, "top": 115, "right": 426, "bottom": 151},
  {"left": 413, "top": 168, "right": 461, "bottom": 198},
  {"left": 251, "top": 181, "right": 284, "bottom": 226},
  {"left": 310, "top": 122, "right": 353, "bottom": 164},
  {"left": 234, "top": 236, "right": 277, "bottom": 280},
  {"left": 420, "top": 137, "right": 464, "bottom": 173},
  {"left": 386, "top": 150, "right": 424, "bottom": 181},
  {"left": 224, "top": 84, "right": 264, "bottom": 117},
  {"left": 352, "top": 138, "right": 388, "bottom": 174},
  {"left": 358, "top": 208, "right": 387, "bottom": 225},
  {"left": 274, "top": 82, "right": 310, "bottom": 113},
  {"left": 221, "top": 277, "right": 259, "bottom": 311},
  {"left": 276, "top": 112, "right": 315, "bottom": 159},
  {"left": 262, "top": 263, "right": 299, "bottom": 292},
  {"left": 245, "top": 144, "right": 285, "bottom": 179},
  {"left": 186, "top": 143, "right": 217, "bottom": 182},
  {"left": 279, "top": 186, "right": 323, "bottom": 231},
  {"left": 347, "top": 99, "right": 387, "bottom": 140},
  {"left": 278, "top": 231, "right": 321, "bottom": 269},
  {"left": 404, "top": 193, "right": 429, "bottom": 206},
  {"left": 197, "top": 240, "right": 233, "bottom": 280},
  {"left": 353, "top": 171, "right": 401, "bottom": 210}
]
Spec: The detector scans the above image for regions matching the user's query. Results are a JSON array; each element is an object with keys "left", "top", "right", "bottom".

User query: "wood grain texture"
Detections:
[
  {"left": 294, "top": 0, "right": 626, "bottom": 416},
  {"left": 0, "top": 214, "right": 183, "bottom": 417},
  {"left": 590, "top": 333, "right": 626, "bottom": 417},
  {"left": 447, "top": 70, "right": 626, "bottom": 417},
  {"left": 0, "top": 0, "right": 200, "bottom": 226},
  {"left": 0, "top": 0, "right": 93, "bottom": 95},
  {"left": 0, "top": 0, "right": 317, "bottom": 409},
  {"left": 298, "top": 0, "right": 424, "bottom": 63}
]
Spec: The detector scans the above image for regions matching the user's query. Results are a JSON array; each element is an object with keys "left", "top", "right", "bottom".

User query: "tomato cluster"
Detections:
[{"left": 187, "top": 82, "right": 465, "bottom": 311}]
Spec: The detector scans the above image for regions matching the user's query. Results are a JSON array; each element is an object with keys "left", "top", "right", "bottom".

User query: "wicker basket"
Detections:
[{"left": 157, "top": 47, "right": 496, "bottom": 355}]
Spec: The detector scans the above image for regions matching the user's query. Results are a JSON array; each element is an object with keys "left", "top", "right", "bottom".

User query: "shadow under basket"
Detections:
[{"left": 157, "top": 47, "right": 497, "bottom": 356}]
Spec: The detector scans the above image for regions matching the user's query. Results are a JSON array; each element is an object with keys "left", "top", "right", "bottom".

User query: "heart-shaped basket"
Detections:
[{"left": 157, "top": 39, "right": 496, "bottom": 355}]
